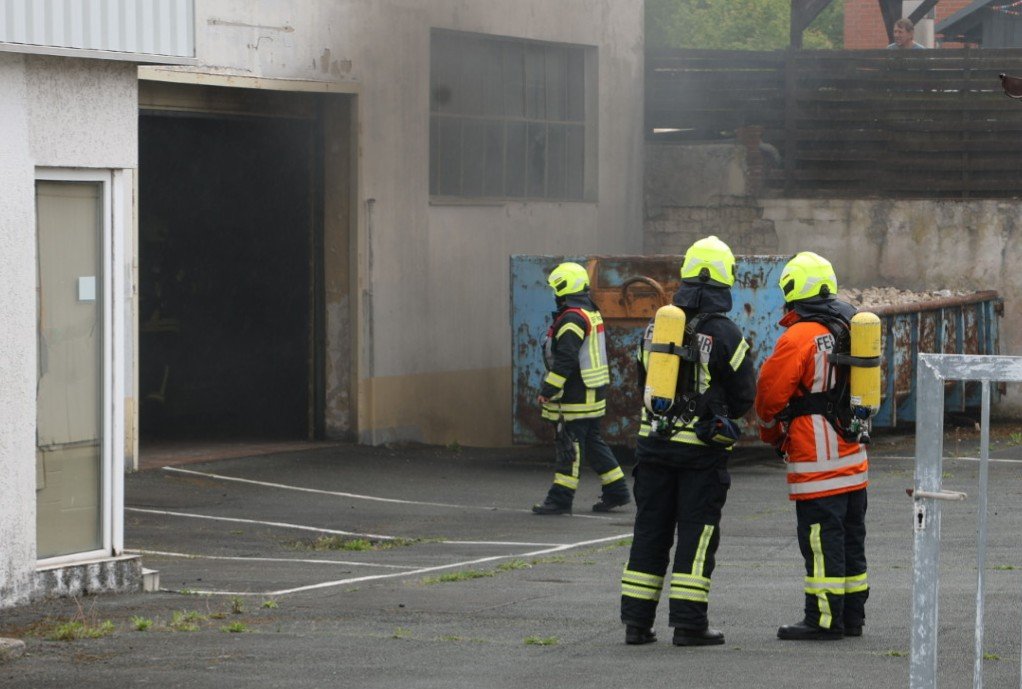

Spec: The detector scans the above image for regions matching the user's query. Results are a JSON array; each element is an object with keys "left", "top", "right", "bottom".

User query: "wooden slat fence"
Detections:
[{"left": 647, "top": 48, "right": 1022, "bottom": 198}]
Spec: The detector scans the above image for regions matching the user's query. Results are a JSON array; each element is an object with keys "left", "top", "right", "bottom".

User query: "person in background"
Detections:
[
  {"left": 888, "top": 18, "right": 926, "bottom": 49},
  {"left": 532, "top": 262, "right": 631, "bottom": 516}
]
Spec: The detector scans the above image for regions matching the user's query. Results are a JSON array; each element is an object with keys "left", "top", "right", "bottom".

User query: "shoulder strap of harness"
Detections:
[{"left": 778, "top": 311, "right": 860, "bottom": 441}]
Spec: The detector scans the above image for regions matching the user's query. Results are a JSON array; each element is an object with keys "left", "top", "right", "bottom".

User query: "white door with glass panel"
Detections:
[{"left": 35, "top": 180, "right": 107, "bottom": 561}]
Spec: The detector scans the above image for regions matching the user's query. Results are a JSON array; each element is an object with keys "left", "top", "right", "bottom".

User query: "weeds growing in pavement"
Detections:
[
  {"left": 169, "top": 610, "right": 206, "bottom": 632},
  {"left": 41, "top": 597, "right": 115, "bottom": 641},
  {"left": 524, "top": 636, "right": 559, "bottom": 646}
]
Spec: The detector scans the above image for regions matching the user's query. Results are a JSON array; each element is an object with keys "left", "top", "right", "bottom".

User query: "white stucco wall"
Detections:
[
  {"left": 188, "top": 0, "right": 645, "bottom": 445},
  {"left": 0, "top": 54, "right": 136, "bottom": 607},
  {"left": 0, "top": 53, "right": 38, "bottom": 607}
]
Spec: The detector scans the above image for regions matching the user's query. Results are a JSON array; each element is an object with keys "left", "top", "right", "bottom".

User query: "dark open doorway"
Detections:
[{"left": 138, "top": 111, "right": 322, "bottom": 442}]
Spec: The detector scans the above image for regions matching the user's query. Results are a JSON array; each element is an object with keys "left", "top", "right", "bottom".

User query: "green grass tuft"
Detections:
[{"left": 524, "top": 635, "right": 559, "bottom": 646}]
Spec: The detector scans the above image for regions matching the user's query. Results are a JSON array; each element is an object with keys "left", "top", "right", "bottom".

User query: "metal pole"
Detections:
[
  {"left": 911, "top": 356, "right": 946, "bottom": 689},
  {"left": 973, "top": 380, "right": 991, "bottom": 689}
]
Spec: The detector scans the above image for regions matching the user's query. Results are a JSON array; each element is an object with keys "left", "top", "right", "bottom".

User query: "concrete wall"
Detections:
[
  {"left": 643, "top": 141, "right": 1022, "bottom": 413},
  {"left": 190, "top": 0, "right": 646, "bottom": 446},
  {"left": 0, "top": 53, "right": 38, "bottom": 609},
  {"left": 0, "top": 54, "right": 136, "bottom": 608}
]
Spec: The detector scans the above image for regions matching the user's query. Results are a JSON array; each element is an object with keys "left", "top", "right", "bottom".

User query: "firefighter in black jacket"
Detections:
[
  {"left": 620, "top": 236, "right": 756, "bottom": 646},
  {"left": 532, "top": 262, "right": 631, "bottom": 515}
]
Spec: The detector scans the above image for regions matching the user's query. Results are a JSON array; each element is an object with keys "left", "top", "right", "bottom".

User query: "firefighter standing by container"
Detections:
[
  {"left": 532, "top": 262, "right": 631, "bottom": 516},
  {"left": 755, "top": 251, "right": 870, "bottom": 640},
  {"left": 620, "top": 236, "right": 756, "bottom": 646}
]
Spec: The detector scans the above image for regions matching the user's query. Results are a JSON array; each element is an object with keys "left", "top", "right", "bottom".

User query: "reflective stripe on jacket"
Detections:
[
  {"left": 755, "top": 311, "right": 869, "bottom": 501},
  {"left": 540, "top": 303, "right": 608, "bottom": 421}
]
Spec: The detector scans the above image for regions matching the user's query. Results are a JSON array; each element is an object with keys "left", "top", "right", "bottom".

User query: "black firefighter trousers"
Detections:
[
  {"left": 794, "top": 487, "right": 869, "bottom": 631},
  {"left": 620, "top": 460, "right": 730, "bottom": 630},
  {"left": 543, "top": 418, "right": 629, "bottom": 507}
]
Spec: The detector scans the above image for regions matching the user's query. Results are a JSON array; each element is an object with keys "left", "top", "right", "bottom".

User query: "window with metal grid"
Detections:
[{"left": 430, "top": 29, "right": 593, "bottom": 202}]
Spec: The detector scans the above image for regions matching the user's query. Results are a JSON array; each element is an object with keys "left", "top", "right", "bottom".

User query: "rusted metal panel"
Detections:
[
  {"left": 512, "top": 256, "right": 1003, "bottom": 445},
  {"left": 871, "top": 293, "right": 1003, "bottom": 428}
]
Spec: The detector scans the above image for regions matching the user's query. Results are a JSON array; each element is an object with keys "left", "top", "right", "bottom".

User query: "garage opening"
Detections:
[{"left": 137, "top": 82, "right": 349, "bottom": 449}]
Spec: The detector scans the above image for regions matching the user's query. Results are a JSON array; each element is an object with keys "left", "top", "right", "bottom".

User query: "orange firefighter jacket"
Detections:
[{"left": 755, "top": 310, "right": 869, "bottom": 501}]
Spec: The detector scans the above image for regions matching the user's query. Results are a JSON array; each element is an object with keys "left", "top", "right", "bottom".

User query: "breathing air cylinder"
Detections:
[
  {"left": 849, "top": 311, "right": 882, "bottom": 417},
  {"left": 643, "top": 304, "right": 687, "bottom": 415}
]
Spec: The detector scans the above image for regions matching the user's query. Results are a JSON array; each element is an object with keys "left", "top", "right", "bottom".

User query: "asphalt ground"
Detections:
[{"left": 3, "top": 424, "right": 1022, "bottom": 689}]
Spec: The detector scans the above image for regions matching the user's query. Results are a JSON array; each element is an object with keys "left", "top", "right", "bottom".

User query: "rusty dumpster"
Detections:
[{"left": 511, "top": 255, "right": 1002, "bottom": 446}]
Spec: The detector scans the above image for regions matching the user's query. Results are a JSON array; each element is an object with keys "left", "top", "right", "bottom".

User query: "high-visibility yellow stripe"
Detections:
[
  {"left": 556, "top": 322, "right": 585, "bottom": 341},
  {"left": 543, "top": 371, "right": 567, "bottom": 389},
  {"left": 809, "top": 523, "right": 833, "bottom": 629},
  {"left": 670, "top": 573, "right": 711, "bottom": 591},
  {"left": 553, "top": 473, "right": 578, "bottom": 490},
  {"left": 805, "top": 582, "right": 846, "bottom": 595},
  {"left": 692, "top": 525, "right": 714, "bottom": 578},
  {"left": 599, "top": 467, "right": 625, "bottom": 485},
  {"left": 623, "top": 569, "right": 664, "bottom": 587},
  {"left": 622, "top": 584, "right": 661, "bottom": 601},
  {"left": 668, "top": 588, "right": 709, "bottom": 603},
  {"left": 637, "top": 422, "right": 705, "bottom": 446},
  {"left": 730, "top": 338, "right": 750, "bottom": 372},
  {"left": 542, "top": 407, "right": 605, "bottom": 421},
  {"left": 845, "top": 572, "right": 869, "bottom": 594},
  {"left": 552, "top": 443, "right": 581, "bottom": 490},
  {"left": 542, "top": 395, "right": 606, "bottom": 422}
]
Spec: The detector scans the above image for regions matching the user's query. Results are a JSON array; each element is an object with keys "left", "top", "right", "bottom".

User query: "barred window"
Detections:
[{"left": 430, "top": 29, "right": 594, "bottom": 201}]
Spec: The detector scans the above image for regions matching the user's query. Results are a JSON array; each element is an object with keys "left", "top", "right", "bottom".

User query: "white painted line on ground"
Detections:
[
  {"left": 126, "top": 549, "right": 418, "bottom": 569},
  {"left": 160, "top": 465, "right": 616, "bottom": 520},
  {"left": 877, "top": 455, "right": 1022, "bottom": 464},
  {"left": 443, "top": 540, "right": 563, "bottom": 547},
  {"left": 169, "top": 532, "right": 633, "bottom": 597},
  {"left": 127, "top": 507, "right": 571, "bottom": 548},
  {"left": 126, "top": 507, "right": 395, "bottom": 541}
]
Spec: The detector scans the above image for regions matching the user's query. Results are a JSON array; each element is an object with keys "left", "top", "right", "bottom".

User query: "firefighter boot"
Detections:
[
  {"left": 625, "top": 625, "right": 657, "bottom": 645},
  {"left": 777, "top": 619, "right": 843, "bottom": 640},
  {"left": 532, "top": 498, "right": 572, "bottom": 515},
  {"left": 592, "top": 493, "right": 631, "bottom": 513},
  {"left": 672, "top": 626, "right": 725, "bottom": 647}
]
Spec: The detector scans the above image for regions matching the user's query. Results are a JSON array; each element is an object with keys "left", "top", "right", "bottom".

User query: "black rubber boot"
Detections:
[
  {"left": 531, "top": 498, "right": 571, "bottom": 515},
  {"left": 672, "top": 626, "right": 725, "bottom": 646},
  {"left": 777, "top": 619, "right": 844, "bottom": 640},
  {"left": 625, "top": 625, "right": 657, "bottom": 645},
  {"left": 592, "top": 493, "right": 631, "bottom": 512}
]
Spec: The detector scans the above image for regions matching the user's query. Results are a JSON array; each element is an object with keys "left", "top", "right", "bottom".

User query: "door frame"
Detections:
[
  {"left": 35, "top": 167, "right": 128, "bottom": 566},
  {"left": 138, "top": 68, "right": 362, "bottom": 442}
]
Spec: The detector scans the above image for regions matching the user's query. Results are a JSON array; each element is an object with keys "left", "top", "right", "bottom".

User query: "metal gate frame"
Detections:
[{"left": 911, "top": 353, "right": 1022, "bottom": 689}]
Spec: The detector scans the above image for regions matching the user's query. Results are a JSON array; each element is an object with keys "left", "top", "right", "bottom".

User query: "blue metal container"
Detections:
[{"left": 511, "top": 254, "right": 1002, "bottom": 445}]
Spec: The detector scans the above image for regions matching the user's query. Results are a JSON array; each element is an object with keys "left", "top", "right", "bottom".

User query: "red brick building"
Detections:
[{"left": 843, "top": 0, "right": 973, "bottom": 48}]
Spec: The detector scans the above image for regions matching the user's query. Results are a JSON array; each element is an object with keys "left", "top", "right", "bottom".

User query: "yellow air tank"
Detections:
[
  {"left": 644, "top": 304, "right": 687, "bottom": 415},
  {"left": 849, "top": 311, "right": 882, "bottom": 414}
]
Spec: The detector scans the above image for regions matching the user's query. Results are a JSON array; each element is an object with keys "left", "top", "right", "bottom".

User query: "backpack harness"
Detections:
[
  {"left": 778, "top": 311, "right": 877, "bottom": 442},
  {"left": 645, "top": 312, "right": 728, "bottom": 436}
]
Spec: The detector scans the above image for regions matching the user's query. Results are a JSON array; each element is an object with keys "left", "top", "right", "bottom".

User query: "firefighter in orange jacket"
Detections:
[{"left": 755, "top": 251, "right": 869, "bottom": 640}]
